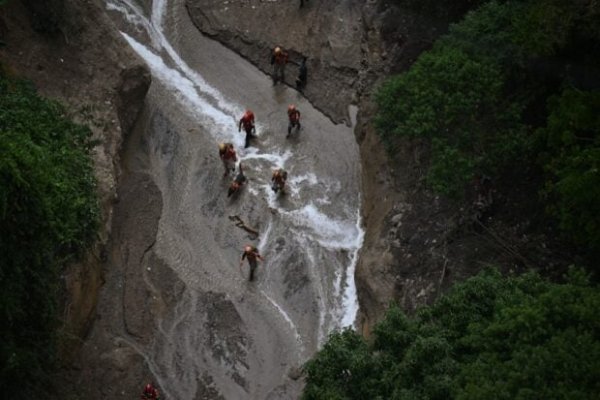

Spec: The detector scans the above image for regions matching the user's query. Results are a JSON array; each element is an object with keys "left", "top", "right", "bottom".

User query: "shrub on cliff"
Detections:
[
  {"left": 374, "top": 40, "right": 527, "bottom": 197},
  {"left": 0, "top": 69, "right": 98, "bottom": 398},
  {"left": 302, "top": 269, "right": 600, "bottom": 399},
  {"left": 537, "top": 88, "right": 600, "bottom": 260}
]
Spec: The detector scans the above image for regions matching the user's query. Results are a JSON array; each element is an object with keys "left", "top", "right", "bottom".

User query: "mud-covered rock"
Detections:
[{"left": 117, "top": 64, "right": 151, "bottom": 139}]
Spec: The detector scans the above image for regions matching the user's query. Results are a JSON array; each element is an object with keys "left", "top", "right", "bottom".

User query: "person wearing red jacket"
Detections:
[
  {"left": 287, "top": 104, "right": 301, "bottom": 137},
  {"left": 218, "top": 142, "right": 237, "bottom": 177},
  {"left": 141, "top": 383, "right": 160, "bottom": 400},
  {"left": 271, "top": 46, "right": 289, "bottom": 84},
  {"left": 238, "top": 110, "right": 256, "bottom": 148}
]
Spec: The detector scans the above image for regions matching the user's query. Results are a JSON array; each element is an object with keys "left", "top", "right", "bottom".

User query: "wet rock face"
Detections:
[
  {"left": 21, "top": 0, "right": 65, "bottom": 33},
  {"left": 184, "top": 0, "right": 369, "bottom": 123},
  {"left": 117, "top": 65, "right": 152, "bottom": 138}
]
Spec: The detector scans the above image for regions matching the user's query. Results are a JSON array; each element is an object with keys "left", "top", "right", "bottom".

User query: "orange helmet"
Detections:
[{"left": 288, "top": 104, "right": 296, "bottom": 112}]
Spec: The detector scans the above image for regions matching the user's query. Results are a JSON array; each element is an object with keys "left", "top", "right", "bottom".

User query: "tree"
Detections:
[
  {"left": 302, "top": 269, "right": 600, "bottom": 399},
  {"left": 375, "top": 39, "right": 526, "bottom": 196},
  {"left": 537, "top": 88, "right": 600, "bottom": 259},
  {"left": 0, "top": 69, "right": 98, "bottom": 398}
]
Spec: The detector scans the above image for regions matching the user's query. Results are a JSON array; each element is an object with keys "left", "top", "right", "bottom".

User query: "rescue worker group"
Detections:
[{"left": 218, "top": 45, "right": 304, "bottom": 286}]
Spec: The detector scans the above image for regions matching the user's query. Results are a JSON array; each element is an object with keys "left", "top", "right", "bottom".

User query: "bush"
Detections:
[
  {"left": 375, "top": 39, "right": 526, "bottom": 197},
  {"left": 387, "top": 0, "right": 488, "bottom": 20},
  {"left": 302, "top": 269, "right": 600, "bottom": 399},
  {"left": 0, "top": 69, "right": 98, "bottom": 398},
  {"left": 537, "top": 88, "right": 600, "bottom": 258}
]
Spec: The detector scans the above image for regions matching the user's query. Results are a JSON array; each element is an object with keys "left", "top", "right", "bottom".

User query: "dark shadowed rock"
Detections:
[{"left": 117, "top": 64, "right": 151, "bottom": 137}]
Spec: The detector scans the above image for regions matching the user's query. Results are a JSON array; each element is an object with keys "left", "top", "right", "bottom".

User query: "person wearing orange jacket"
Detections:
[
  {"left": 218, "top": 142, "right": 237, "bottom": 177},
  {"left": 270, "top": 46, "right": 289, "bottom": 84},
  {"left": 271, "top": 168, "right": 288, "bottom": 194},
  {"left": 228, "top": 162, "right": 247, "bottom": 198},
  {"left": 238, "top": 110, "right": 256, "bottom": 148},
  {"left": 141, "top": 383, "right": 160, "bottom": 400},
  {"left": 287, "top": 104, "right": 301, "bottom": 137}
]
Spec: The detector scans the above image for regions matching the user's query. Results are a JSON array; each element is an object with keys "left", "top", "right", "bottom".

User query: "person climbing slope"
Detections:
[
  {"left": 271, "top": 168, "right": 288, "bottom": 194},
  {"left": 271, "top": 46, "right": 289, "bottom": 84},
  {"left": 141, "top": 383, "right": 160, "bottom": 400},
  {"left": 228, "top": 162, "right": 247, "bottom": 198},
  {"left": 240, "top": 245, "right": 264, "bottom": 281},
  {"left": 238, "top": 109, "right": 256, "bottom": 148},
  {"left": 218, "top": 142, "right": 237, "bottom": 177},
  {"left": 287, "top": 104, "right": 301, "bottom": 137}
]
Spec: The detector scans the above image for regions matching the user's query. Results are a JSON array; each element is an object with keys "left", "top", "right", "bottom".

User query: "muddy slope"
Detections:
[{"left": 183, "top": 0, "right": 451, "bottom": 332}]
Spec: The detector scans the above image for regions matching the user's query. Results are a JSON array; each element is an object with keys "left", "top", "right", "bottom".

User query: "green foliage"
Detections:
[
  {"left": 440, "top": 1, "right": 524, "bottom": 65},
  {"left": 302, "top": 269, "right": 600, "bottom": 399},
  {"left": 513, "top": 0, "right": 600, "bottom": 56},
  {"left": 302, "top": 329, "right": 379, "bottom": 400},
  {"left": 538, "top": 89, "right": 600, "bottom": 256},
  {"left": 388, "top": 0, "right": 487, "bottom": 20},
  {"left": 374, "top": 35, "right": 526, "bottom": 196},
  {"left": 375, "top": 0, "right": 600, "bottom": 256},
  {"left": 0, "top": 69, "right": 98, "bottom": 398}
]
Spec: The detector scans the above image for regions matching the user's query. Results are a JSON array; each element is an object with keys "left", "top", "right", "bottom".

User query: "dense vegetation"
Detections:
[
  {"left": 303, "top": 269, "right": 600, "bottom": 399},
  {"left": 375, "top": 0, "right": 600, "bottom": 260},
  {"left": 0, "top": 68, "right": 98, "bottom": 398}
]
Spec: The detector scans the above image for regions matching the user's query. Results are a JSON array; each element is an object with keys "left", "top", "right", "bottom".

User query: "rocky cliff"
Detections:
[{"left": 0, "top": 0, "right": 150, "bottom": 357}]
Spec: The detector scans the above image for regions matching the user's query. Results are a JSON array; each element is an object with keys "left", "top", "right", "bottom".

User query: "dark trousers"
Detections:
[
  {"left": 273, "top": 63, "right": 285, "bottom": 83},
  {"left": 288, "top": 120, "right": 300, "bottom": 136},
  {"left": 244, "top": 126, "right": 255, "bottom": 148},
  {"left": 248, "top": 259, "right": 257, "bottom": 281}
]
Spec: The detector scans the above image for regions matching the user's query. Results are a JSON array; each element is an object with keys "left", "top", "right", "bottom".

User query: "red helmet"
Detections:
[
  {"left": 244, "top": 110, "right": 253, "bottom": 118},
  {"left": 288, "top": 104, "right": 296, "bottom": 112},
  {"left": 144, "top": 383, "right": 154, "bottom": 394}
]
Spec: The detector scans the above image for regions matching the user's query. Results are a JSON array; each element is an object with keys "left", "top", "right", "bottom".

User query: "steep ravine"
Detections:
[
  {"left": 57, "top": 0, "right": 365, "bottom": 398},
  {"left": 2, "top": 0, "right": 454, "bottom": 397}
]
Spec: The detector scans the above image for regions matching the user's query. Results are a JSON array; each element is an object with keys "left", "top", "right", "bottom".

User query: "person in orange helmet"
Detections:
[
  {"left": 141, "top": 383, "right": 160, "bottom": 400},
  {"left": 271, "top": 168, "right": 288, "bottom": 194},
  {"left": 218, "top": 142, "right": 237, "bottom": 177},
  {"left": 270, "top": 46, "right": 289, "bottom": 84},
  {"left": 228, "top": 162, "right": 247, "bottom": 198},
  {"left": 239, "top": 244, "right": 264, "bottom": 281},
  {"left": 287, "top": 104, "right": 301, "bottom": 137},
  {"left": 238, "top": 110, "right": 256, "bottom": 148}
]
